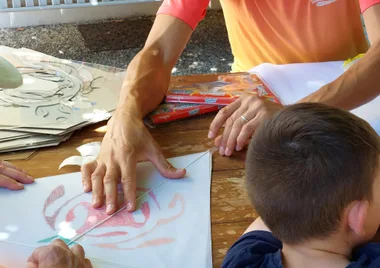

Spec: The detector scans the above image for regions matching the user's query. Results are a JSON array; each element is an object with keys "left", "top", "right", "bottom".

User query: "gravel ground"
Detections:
[
  {"left": 0, "top": 10, "right": 233, "bottom": 76},
  {"left": 0, "top": 10, "right": 368, "bottom": 75}
]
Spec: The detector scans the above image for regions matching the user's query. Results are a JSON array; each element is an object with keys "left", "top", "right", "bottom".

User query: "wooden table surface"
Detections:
[{"left": 6, "top": 74, "right": 256, "bottom": 267}]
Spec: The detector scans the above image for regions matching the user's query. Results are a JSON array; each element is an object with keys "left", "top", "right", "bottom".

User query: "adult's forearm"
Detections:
[
  {"left": 299, "top": 41, "right": 380, "bottom": 110},
  {"left": 115, "top": 14, "right": 193, "bottom": 119},
  {"left": 117, "top": 46, "right": 172, "bottom": 119}
]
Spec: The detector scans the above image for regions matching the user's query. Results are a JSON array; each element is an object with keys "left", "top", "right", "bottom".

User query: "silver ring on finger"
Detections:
[{"left": 240, "top": 115, "right": 249, "bottom": 123}]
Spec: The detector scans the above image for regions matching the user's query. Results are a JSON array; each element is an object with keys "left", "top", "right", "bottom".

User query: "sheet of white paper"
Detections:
[
  {"left": 0, "top": 134, "right": 68, "bottom": 149},
  {"left": 0, "top": 149, "right": 37, "bottom": 161},
  {"left": 251, "top": 61, "right": 344, "bottom": 104},
  {"left": 0, "top": 121, "right": 84, "bottom": 133},
  {"left": 0, "top": 152, "right": 212, "bottom": 268},
  {"left": 0, "top": 133, "right": 72, "bottom": 153},
  {"left": 0, "top": 127, "right": 67, "bottom": 136},
  {"left": 6, "top": 111, "right": 113, "bottom": 135},
  {"left": 250, "top": 61, "right": 380, "bottom": 134},
  {"left": 0, "top": 135, "right": 56, "bottom": 150},
  {"left": 0, "top": 130, "right": 31, "bottom": 142},
  {"left": 0, "top": 141, "right": 61, "bottom": 154}
]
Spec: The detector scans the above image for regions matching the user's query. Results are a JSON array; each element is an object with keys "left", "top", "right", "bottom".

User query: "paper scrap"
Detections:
[{"left": 59, "top": 142, "right": 101, "bottom": 169}]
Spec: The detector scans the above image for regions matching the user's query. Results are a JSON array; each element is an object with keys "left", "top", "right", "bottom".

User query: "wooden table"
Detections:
[{"left": 8, "top": 74, "right": 256, "bottom": 267}]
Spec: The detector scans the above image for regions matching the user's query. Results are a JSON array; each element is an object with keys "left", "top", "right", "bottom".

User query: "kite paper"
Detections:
[{"left": 0, "top": 152, "right": 213, "bottom": 268}]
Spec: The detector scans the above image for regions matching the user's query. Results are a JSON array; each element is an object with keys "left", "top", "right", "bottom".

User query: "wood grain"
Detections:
[{"left": 3, "top": 73, "right": 255, "bottom": 266}]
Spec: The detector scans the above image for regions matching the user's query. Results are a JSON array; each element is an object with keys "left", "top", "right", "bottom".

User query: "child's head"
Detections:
[{"left": 246, "top": 103, "right": 380, "bottom": 246}]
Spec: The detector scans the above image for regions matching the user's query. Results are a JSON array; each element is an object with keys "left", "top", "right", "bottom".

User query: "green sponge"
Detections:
[{"left": 0, "top": 56, "right": 23, "bottom": 88}]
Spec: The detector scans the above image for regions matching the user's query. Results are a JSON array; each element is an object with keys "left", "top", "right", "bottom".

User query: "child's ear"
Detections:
[{"left": 348, "top": 200, "right": 369, "bottom": 236}]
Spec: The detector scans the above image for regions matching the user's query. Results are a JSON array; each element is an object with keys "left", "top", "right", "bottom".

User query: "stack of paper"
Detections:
[{"left": 0, "top": 46, "right": 125, "bottom": 153}]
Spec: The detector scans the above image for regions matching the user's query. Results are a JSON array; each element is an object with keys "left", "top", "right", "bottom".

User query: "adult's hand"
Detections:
[
  {"left": 208, "top": 93, "right": 283, "bottom": 156},
  {"left": 80, "top": 15, "right": 194, "bottom": 215},
  {"left": 0, "top": 160, "right": 33, "bottom": 190},
  {"left": 81, "top": 110, "right": 186, "bottom": 215},
  {"left": 26, "top": 239, "right": 92, "bottom": 268}
]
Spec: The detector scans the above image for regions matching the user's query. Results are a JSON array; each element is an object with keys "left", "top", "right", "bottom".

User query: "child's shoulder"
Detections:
[
  {"left": 221, "top": 231, "right": 283, "bottom": 268},
  {"left": 349, "top": 242, "right": 380, "bottom": 267},
  {"left": 221, "top": 231, "right": 380, "bottom": 268}
]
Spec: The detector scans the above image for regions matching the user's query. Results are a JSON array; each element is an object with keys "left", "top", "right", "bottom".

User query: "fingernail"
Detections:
[
  {"left": 92, "top": 196, "right": 98, "bottom": 206},
  {"left": 106, "top": 203, "right": 114, "bottom": 213},
  {"left": 236, "top": 145, "right": 242, "bottom": 151},
  {"left": 83, "top": 183, "right": 88, "bottom": 191},
  {"left": 225, "top": 148, "right": 231, "bottom": 156},
  {"left": 16, "top": 183, "right": 24, "bottom": 189},
  {"left": 208, "top": 131, "right": 214, "bottom": 139},
  {"left": 27, "top": 175, "right": 34, "bottom": 181},
  {"left": 178, "top": 168, "right": 186, "bottom": 174},
  {"left": 127, "top": 202, "right": 133, "bottom": 211},
  {"left": 219, "top": 147, "right": 225, "bottom": 156}
]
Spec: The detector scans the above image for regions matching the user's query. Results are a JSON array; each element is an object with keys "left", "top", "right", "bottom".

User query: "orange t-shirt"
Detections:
[{"left": 158, "top": 0, "right": 379, "bottom": 72}]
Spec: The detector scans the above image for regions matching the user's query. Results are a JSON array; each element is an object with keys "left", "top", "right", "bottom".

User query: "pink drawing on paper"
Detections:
[{"left": 38, "top": 184, "right": 185, "bottom": 250}]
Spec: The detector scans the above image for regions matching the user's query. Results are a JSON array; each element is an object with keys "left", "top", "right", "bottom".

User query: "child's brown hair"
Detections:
[{"left": 246, "top": 103, "right": 380, "bottom": 244}]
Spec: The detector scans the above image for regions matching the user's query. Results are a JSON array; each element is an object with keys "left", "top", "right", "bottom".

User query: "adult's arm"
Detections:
[
  {"left": 81, "top": 0, "right": 210, "bottom": 215},
  {"left": 118, "top": 0, "right": 208, "bottom": 116},
  {"left": 118, "top": 14, "right": 193, "bottom": 117},
  {"left": 299, "top": 3, "right": 380, "bottom": 109}
]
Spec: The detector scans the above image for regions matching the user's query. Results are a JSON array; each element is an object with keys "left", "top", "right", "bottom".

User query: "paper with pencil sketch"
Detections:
[
  {"left": 0, "top": 46, "right": 122, "bottom": 129},
  {"left": 0, "top": 152, "right": 213, "bottom": 268},
  {"left": 0, "top": 46, "right": 126, "bottom": 154},
  {"left": 250, "top": 61, "right": 380, "bottom": 134}
]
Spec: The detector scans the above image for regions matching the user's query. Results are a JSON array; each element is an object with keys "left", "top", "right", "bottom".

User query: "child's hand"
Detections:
[
  {"left": 0, "top": 160, "right": 34, "bottom": 190},
  {"left": 27, "top": 239, "right": 92, "bottom": 268}
]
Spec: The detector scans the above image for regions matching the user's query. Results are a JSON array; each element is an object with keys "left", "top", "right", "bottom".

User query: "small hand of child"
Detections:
[
  {"left": 26, "top": 239, "right": 92, "bottom": 268},
  {"left": 0, "top": 160, "right": 33, "bottom": 190}
]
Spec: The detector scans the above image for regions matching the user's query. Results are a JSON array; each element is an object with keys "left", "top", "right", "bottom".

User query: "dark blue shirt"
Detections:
[{"left": 222, "top": 231, "right": 380, "bottom": 268}]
